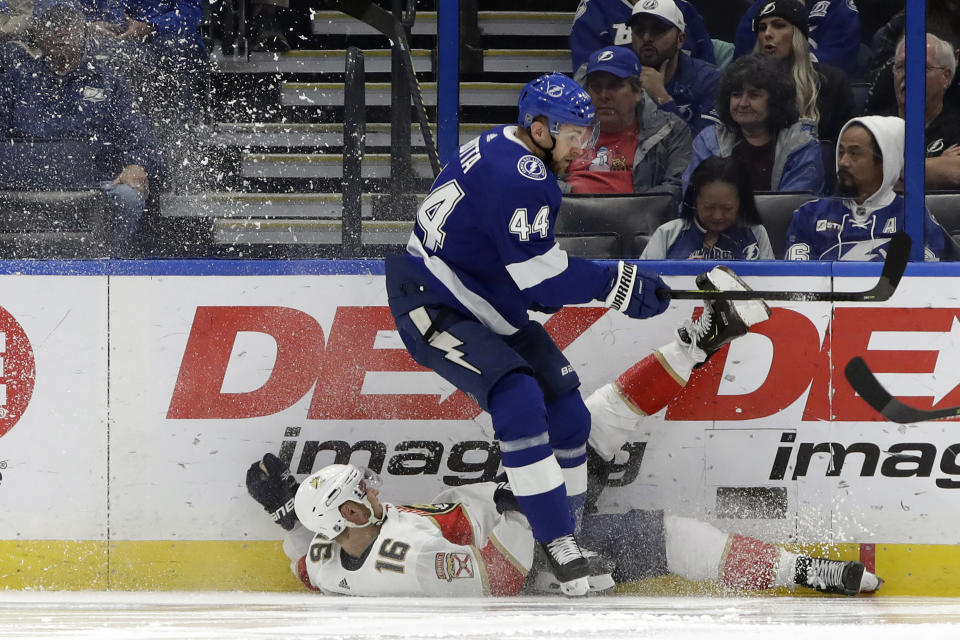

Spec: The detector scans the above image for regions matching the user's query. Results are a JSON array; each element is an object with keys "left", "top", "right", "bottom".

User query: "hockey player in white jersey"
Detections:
[
  {"left": 246, "top": 444, "right": 883, "bottom": 597},
  {"left": 384, "top": 72, "right": 673, "bottom": 596}
]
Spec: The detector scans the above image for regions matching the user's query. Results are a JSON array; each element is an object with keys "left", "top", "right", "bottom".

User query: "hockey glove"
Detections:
[
  {"left": 246, "top": 453, "right": 300, "bottom": 531},
  {"left": 492, "top": 474, "right": 522, "bottom": 514},
  {"left": 603, "top": 261, "right": 670, "bottom": 319}
]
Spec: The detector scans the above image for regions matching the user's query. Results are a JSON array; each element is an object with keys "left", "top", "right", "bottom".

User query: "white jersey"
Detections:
[{"left": 283, "top": 483, "right": 536, "bottom": 597}]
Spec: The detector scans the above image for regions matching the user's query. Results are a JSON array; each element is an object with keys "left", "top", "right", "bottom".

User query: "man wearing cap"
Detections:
[
  {"left": 625, "top": 0, "right": 721, "bottom": 135},
  {"left": 564, "top": 45, "right": 691, "bottom": 203},
  {"left": 570, "top": 0, "right": 715, "bottom": 75},
  {"left": 734, "top": 0, "right": 861, "bottom": 76}
]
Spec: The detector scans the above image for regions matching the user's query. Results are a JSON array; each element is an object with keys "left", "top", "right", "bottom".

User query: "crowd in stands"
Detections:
[
  {"left": 566, "top": 0, "right": 960, "bottom": 261},
  {"left": 0, "top": 0, "right": 207, "bottom": 256},
  {"left": 0, "top": 0, "right": 958, "bottom": 260}
]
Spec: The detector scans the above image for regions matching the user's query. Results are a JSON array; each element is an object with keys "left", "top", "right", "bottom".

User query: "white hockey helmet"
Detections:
[{"left": 294, "top": 464, "right": 383, "bottom": 540}]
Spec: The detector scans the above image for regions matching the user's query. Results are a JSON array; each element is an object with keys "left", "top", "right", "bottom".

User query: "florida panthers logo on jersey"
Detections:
[
  {"left": 518, "top": 155, "right": 547, "bottom": 181},
  {"left": 434, "top": 552, "right": 475, "bottom": 581}
]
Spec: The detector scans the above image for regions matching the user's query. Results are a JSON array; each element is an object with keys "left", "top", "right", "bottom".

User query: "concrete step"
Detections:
[
  {"left": 210, "top": 122, "right": 496, "bottom": 148},
  {"left": 160, "top": 192, "right": 378, "bottom": 218},
  {"left": 483, "top": 49, "right": 571, "bottom": 73},
  {"left": 241, "top": 152, "right": 435, "bottom": 179},
  {"left": 213, "top": 218, "right": 412, "bottom": 245},
  {"left": 210, "top": 48, "right": 433, "bottom": 74},
  {"left": 311, "top": 11, "right": 574, "bottom": 37},
  {"left": 281, "top": 81, "right": 522, "bottom": 107}
]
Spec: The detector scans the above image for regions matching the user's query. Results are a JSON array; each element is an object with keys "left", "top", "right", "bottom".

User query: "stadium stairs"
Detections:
[{"left": 160, "top": 1, "right": 580, "bottom": 258}]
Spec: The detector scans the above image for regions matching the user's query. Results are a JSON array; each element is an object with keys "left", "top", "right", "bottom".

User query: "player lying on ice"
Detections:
[{"left": 247, "top": 266, "right": 883, "bottom": 597}]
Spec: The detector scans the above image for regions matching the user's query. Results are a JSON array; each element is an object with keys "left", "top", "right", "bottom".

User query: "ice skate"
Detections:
[
  {"left": 795, "top": 557, "right": 883, "bottom": 595},
  {"left": 538, "top": 534, "right": 593, "bottom": 596},
  {"left": 528, "top": 540, "right": 615, "bottom": 596},
  {"left": 677, "top": 266, "right": 771, "bottom": 362}
]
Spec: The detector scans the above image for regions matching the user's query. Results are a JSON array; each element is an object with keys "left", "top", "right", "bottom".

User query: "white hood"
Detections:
[{"left": 836, "top": 115, "right": 904, "bottom": 213}]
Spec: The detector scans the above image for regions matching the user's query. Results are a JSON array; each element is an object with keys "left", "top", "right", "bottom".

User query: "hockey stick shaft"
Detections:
[
  {"left": 659, "top": 232, "right": 911, "bottom": 302},
  {"left": 330, "top": 0, "right": 441, "bottom": 177},
  {"left": 845, "top": 356, "right": 960, "bottom": 422}
]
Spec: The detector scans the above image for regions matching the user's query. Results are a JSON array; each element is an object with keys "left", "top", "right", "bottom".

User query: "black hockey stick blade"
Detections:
[
  {"left": 845, "top": 356, "right": 960, "bottom": 423},
  {"left": 662, "top": 232, "right": 911, "bottom": 301}
]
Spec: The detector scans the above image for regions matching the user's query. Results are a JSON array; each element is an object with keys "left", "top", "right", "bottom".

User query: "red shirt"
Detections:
[{"left": 565, "top": 124, "right": 640, "bottom": 194}]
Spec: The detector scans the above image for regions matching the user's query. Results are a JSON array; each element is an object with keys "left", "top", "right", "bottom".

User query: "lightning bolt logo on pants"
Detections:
[{"left": 409, "top": 307, "right": 482, "bottom": 374}]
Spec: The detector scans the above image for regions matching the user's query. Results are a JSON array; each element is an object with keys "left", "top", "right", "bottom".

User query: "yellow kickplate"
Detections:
[
  {"left": 4, "top": 540, "right": 960, "bottom": 594},
  {"left": 108, "top": 541, "right": 304, "bottom": 591},
  {"left": 0, "top": 540, "right": 108, "bottom": 590}
]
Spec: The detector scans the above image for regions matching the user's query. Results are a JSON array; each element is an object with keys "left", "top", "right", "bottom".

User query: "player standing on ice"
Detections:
[{"left": 383, "top": 72, "right": 672, "bottom": 596}]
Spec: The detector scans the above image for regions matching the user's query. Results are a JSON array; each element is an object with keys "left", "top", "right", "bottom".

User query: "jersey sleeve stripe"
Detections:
[
  {"left": 505, "top": 243, "right": 569, "bottom": 291},
  {"left": 406, "top": 234, "right": 520, "bottom": 336}
]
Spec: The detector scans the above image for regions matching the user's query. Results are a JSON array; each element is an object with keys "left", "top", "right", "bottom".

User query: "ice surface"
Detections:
[{"left": 1, "top": 592, "right": 960, "bottom": 640}]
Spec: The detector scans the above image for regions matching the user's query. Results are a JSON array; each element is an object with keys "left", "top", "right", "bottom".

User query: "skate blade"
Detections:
[{"left": 559, "top": 576, "right": 590, "bottom": 597}]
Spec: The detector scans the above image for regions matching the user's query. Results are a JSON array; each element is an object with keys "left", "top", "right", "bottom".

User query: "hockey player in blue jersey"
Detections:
[
  {"left": 384, "top": 73, "right": 675, "bottom": 597},
  {"left": 785, "top": 115, "right": 948, "bottom": 261}
]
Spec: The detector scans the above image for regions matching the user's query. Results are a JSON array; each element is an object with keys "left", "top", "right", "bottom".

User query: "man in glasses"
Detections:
[{"left": 889, "top": 33, "right": 960, "bottom": 190}]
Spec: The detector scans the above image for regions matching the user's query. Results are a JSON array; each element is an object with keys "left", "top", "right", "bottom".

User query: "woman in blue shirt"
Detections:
[{"left": 642, "top": 156, "right": 774, "bottom": 260}]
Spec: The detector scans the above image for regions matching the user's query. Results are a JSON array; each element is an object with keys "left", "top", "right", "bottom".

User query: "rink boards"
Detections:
[{"left": 1, "top": 259, "right": 959, "bottom": 595}]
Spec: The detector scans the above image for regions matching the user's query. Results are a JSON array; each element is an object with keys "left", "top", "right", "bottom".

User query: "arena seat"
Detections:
[
  {"left": 753, "top": 192, "right": 819, "bottom": 259},
  {"left": 555, "top": 193, "right": 676, "bottom": 259},
  {"left": 0, "top": 190, "right": 112, "bottom": 258},
  {"left": 924, "top": 191, "right": 960, "bottom": 259}
]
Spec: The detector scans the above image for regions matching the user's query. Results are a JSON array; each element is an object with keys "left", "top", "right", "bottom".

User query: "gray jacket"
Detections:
[{"left": 561, "top": 94, "right": 692, "bottom": 205}]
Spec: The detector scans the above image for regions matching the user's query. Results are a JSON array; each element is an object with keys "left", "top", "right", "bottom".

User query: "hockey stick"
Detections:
[
  {"left": 844, "top": 356, "right": 960, "bottom": 423},
  {"left": 330, "top": 0, "right": 442, "bottom": 178},
  {"left": 661, "top": 232, "right": 911, "bottom": 301}
]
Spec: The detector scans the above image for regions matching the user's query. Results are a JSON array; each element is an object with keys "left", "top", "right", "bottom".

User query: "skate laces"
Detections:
[
  {"left": 546, "top": 534, "right": 584, "bottom": 565},
  {"left": 679, "top": 303, "right": 716, "bottom": 349},
  {"left": 807, "top": 558, "right": 845, "bottom": 590}
]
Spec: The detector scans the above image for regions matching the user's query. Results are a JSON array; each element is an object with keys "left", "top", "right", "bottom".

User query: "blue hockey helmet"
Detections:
[{"left": 517, "top": 72, "right": 596, "bottom": 136}]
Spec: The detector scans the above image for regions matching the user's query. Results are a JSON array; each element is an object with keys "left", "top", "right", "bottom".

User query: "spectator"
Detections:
[
  {"left": 734, "top": 0, "right": 862, "bottom": 76},
  {"left": 563, "top": 46, "right": 691, "bottom": 203},
  {"left": 888, "top": 34, "right": 960, "bottom": 189},
  {"left": 683, "top": 52, "right": 824, "bottom": 194},
  {"left": 864, "top": 3, "right": 959, "bottom": 115},
  {"left": 45, "top": 0, "right": 208, "bottom": 125},
  {"left": 642, "top": 156, "right": 775, "bottom": 260},
  {"left": 751, "top": 0, "right": 855, "bottom": 142},
  {"left": 785, "top": 116, "right": 948, "bottom": 260},
  {"left": 570, "top": 0, "right": 715, "bottom": 77},
  {"left": 0, "top": 3, "right": 161, "bottom": 255},
  {"left": 624, "top": 0, "right": 721, "bottom": 135},
  {"left": 0, "top": 0, "right": 32, "bottom": 42}
]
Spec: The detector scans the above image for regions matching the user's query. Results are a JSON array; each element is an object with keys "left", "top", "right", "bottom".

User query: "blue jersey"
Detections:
[
  {"left": 785, "top": 196, "right": 946, "bottom": 261},
  {"left": 401, "top": 126, "right": 613, "bottom": 336},
  {"left": 734, "top": 0, "right": 861, "bottom": 76},
  {"left": 570, "top": 0, "right": 715, "bottom": 72},
  {"left": 642, "top": 218, "right": 774, "bottom": 260}
]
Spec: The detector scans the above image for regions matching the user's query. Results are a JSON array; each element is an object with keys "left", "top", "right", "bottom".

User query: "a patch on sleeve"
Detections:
[
  {"left": 809, "top": 1, "right": 830, "bottom": 18},
  {"left": 517, "top": 155, "right": 548, "bottom": 181},
  {"left": 435, "top": 552, "right": 476, "bottom": 581}
]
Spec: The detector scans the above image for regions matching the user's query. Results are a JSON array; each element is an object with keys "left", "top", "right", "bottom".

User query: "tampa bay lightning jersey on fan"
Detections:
[
  {"left": 785, "top": 196, "right": 946, "bottom": 261},
  {"left": 403, "top": 125, "right": 612, "bottom": 335}
]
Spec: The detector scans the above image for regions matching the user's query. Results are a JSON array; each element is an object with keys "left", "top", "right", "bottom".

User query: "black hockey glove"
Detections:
[
  {"left": 492, "top": 473, "right": 522, "bottom": 514},
  {"left": 246, "top": 453, "right": 300, "bottom": 531}
]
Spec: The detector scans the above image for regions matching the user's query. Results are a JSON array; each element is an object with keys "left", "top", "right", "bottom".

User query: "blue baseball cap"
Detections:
[{"left": 585, "top": 46, "right": 642, "bottom": 79}]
